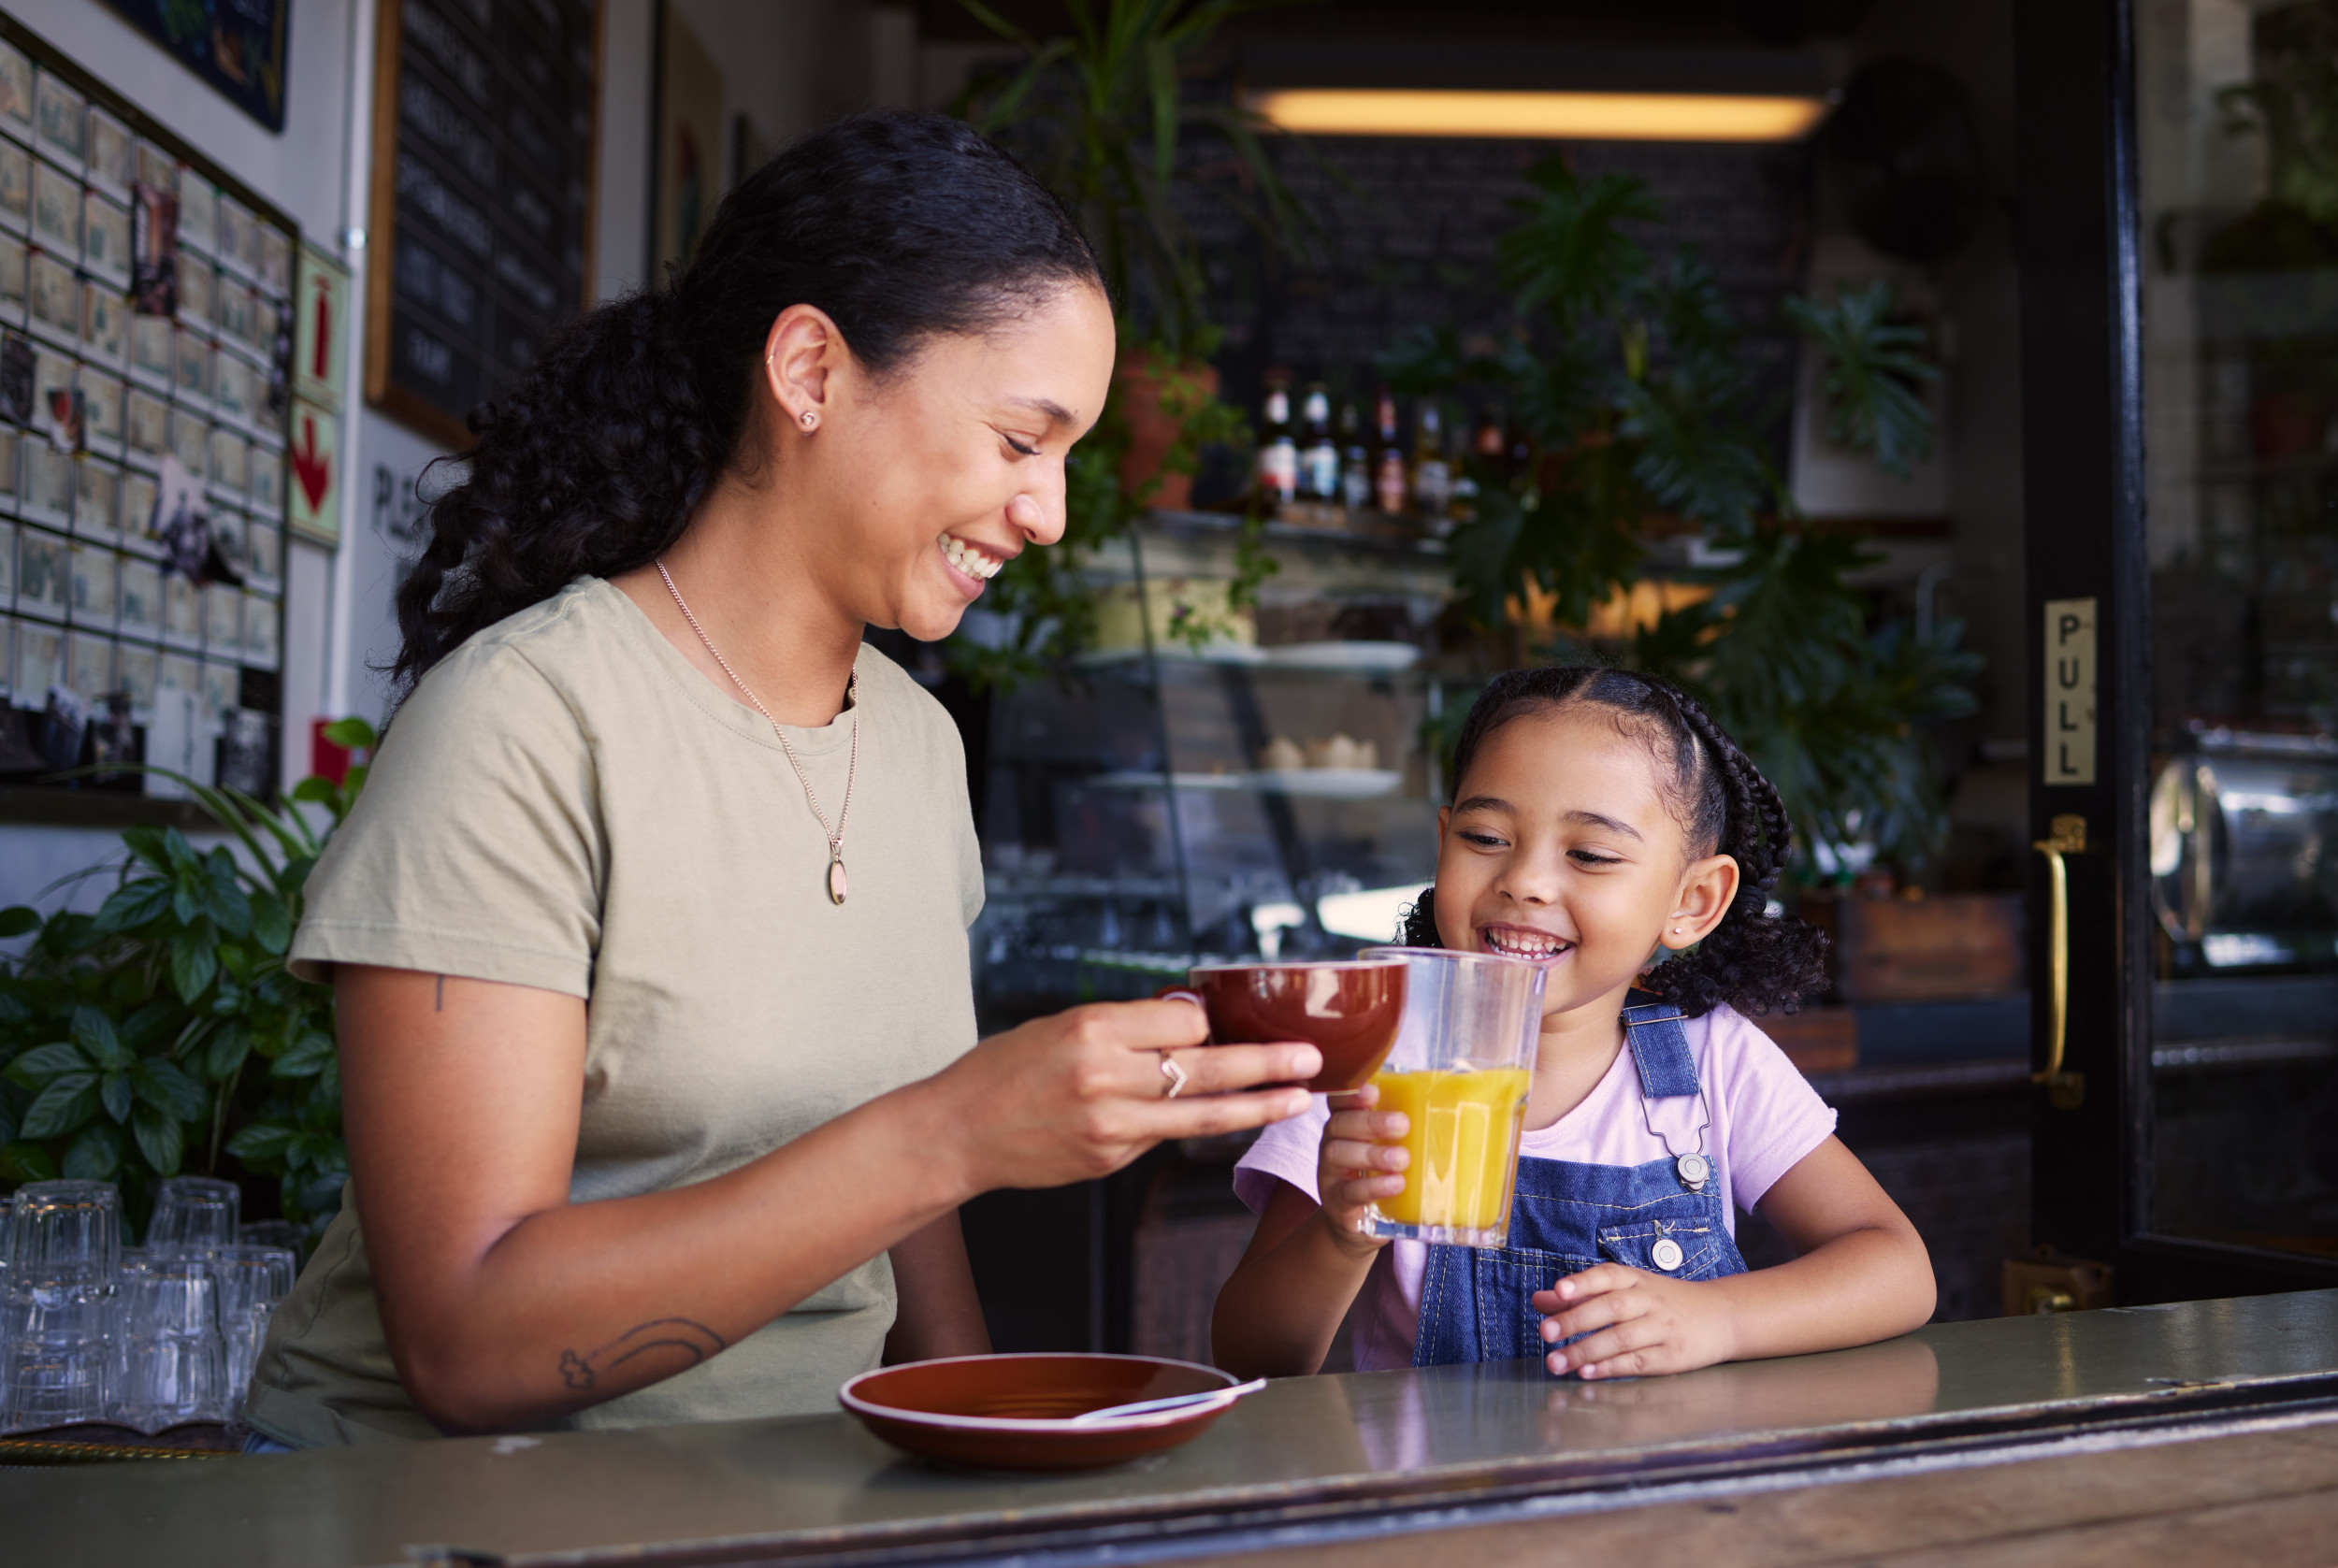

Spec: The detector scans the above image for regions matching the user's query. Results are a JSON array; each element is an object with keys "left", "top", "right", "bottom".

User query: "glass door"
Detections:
[{"left": 2021, "top": 0, "right": 2338, "bottom": 1296}]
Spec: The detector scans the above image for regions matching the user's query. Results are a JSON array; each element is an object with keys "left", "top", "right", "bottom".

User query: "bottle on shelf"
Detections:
[
  {"left": 1256, "top": 381, "right": 1298, "bottom": 506},
  {"left": 1411, "top": 400, "right": 1451, "bottom": 523},
  {"left": 1299, "top": 383, "right": 1340, "bottom": 503},
  {"left": 1371, "top": 389, "right": 1408, "bottom": 514},
  {"left": 1473, "top": 406, "right": 1510, "bottom": 484},
  {"left": 1337, "top": 401, "right": 1372, "bottom": 511}
]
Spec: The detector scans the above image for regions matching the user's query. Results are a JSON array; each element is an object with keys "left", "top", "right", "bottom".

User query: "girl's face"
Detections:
[
  {"left": 773, "top": 281, "right": 1118, "bottom": 643},
  {"left": 1433, "top": 706, "right": 1739, "bottom": 1023}
]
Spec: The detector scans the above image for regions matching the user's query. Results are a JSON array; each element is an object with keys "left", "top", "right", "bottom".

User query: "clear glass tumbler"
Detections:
[
  {"left": 1355, "top": 947, "right": 1548, "bottom": 1248},
  {"left": 114, "top": 1254, "right": 224, "bottom": 1429},
  {"left": 146, "top": 1175, "right": 241, "bottom": 1257},
  {"left": 3, "top": 1180, "right": 124, "bottom": 1429},
  {"left": 209, "top": 1244, "right": 296, "bottom": 1418}
]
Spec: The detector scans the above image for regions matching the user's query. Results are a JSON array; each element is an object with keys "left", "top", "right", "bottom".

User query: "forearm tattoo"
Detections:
[{"left": 557, "top": 1318, "right": 729, "bottom": 1392}]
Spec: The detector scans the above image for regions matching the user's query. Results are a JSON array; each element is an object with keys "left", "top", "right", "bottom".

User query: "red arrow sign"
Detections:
[{"left": 293, "top": 411, "right": 332, "bottom": 512}]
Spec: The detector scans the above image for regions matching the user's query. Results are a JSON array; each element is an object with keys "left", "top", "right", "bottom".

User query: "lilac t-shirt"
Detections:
[{"left": 1233, "top": 1004, "right": 1838, "bottom": 1372}]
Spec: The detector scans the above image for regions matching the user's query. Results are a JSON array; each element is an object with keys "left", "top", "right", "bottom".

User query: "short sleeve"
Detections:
[
  {"left": 1232, "top": 1096, "right": 1331, "bottom": 1214},
  {"left": 1709, "top": 1008, "right": 1840, "bottom": 1212},
  {"left": 288, "top": 643, "right": 605, "bottom": 997}
]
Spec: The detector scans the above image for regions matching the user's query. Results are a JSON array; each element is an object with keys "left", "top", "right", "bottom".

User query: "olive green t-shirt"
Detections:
[{"left": 247, "top": 577, "right": 984, "bottom": 1446}]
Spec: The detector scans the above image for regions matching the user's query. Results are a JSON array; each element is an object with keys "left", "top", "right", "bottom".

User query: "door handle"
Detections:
[{"left": 2033, "top": 813, "right": 2087, "bottom": 1109}]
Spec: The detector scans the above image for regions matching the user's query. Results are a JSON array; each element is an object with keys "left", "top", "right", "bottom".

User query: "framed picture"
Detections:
[
  {"left": 214, "top": 348, "right": 253, "bottom": 426},
  {"left": 175, "top": 325, "right": 213, "bottom": 405},
  {"left": 207, "top": 425, "right": 247, "bottom": 498},
  {"left": 17, "top": 620, "right": 63, "bottom": 704},
  {"left": 81, "top": 281, "right": 126, "bottom": 363},
  {"left": 202, "top": 580, "right": 238, "bottom": 649},
  {"left": 91, "top": 0, "right": 291, "bottom": 134},
  {"left": 75, "top": 457, "right": 119, "bottom": 540},
  {"left": 160, "top": 570, "right": 198, "bottom": 647},
  {"left": 0, "top": 139, "right": 26, "bottom": 233},
  {"left": 79, "top": 369, "right": 123, "bottom": 452},
  {"left": 119, "top": 554, "right": 158, "bottom": 634},
  {"left": 174, "top": 251, "right": 212, "bottom": 329},
  {"left": 120, "top": 467, "right": 157, "bottom": 555},
  {"left": 248, "top": 440, "right": 281, "bottom": 519},
  {"left": 86, "top": 106, "right": 131, "bottom": 199},
  {"left": 30, "top": 159, "right": 77, "bottom": 256},
  {"left": 68, "top": 540, "right": 115, "bottom": 623},
  {"left": 117, "top": 639, "right": 156, "bottom": 709},
  {"left": 215, "top": 194, "right": 251, "bottom": 281},
  {"left": 243, "top": 590, "right": 276, "bottom": 666},
  {"left": 175, "top": 169, "right": 213, "bottom": 255},
  {"left": 66, "top": 628, "right": 112, "bottom": 695},
  {"left": 81, "top": 192, "right": 129, "bottom": 285},
  {"left": 245, "top": 519, "right": 280, "bottom": 585},
  {"left": 0, "top": 523, "right": 13, "bottom": 602},
  {"left": 259, "top": 224, "right": 289, "bottom": 297},
  {"left": 0, "top": 233, "right": 23, "bottom": 321},
  {"left": 32, "top": 70, "right": 83, "bottom": 168},
  {"left": 167, "top": 406, "right": 208, "bottom": 475},
  {"left": 129, "top": 313, "right": 171, "bottom": 387},
  {"left": 134, "top": 140, "right": 173, "bottom": 196},
  {"left": 26, "top": 250, "right": 75, "bottom": 343},
  {"left": 16, "top": 522, "right": 65, "bottom": 614},
  {"left": 124, "top": 384, "right": 166, "bottom": 461},
  {"left": 130, "top": 178, "right": 175, "bottom": 316},
  {"left": 23, "top": 441, "right": 73, "bottom": 526},
  {"left": 0, "top": 42, "right": 32, "bottom": 143}
]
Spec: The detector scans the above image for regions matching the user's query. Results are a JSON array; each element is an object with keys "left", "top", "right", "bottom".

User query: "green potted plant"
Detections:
[
  {"left": 1393, "top": 157, "right": 1979, "bottom": 879},
  {"left": 948, "top": 0, "right": 1310, "bottom": 684},
  {"left": 0, "top": 719, "right": 373, "bottom": 1239}
]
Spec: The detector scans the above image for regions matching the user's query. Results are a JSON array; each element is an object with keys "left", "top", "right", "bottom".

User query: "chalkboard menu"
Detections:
[{"left": 366, "top": 0, "right": 599, "bottom": 447}]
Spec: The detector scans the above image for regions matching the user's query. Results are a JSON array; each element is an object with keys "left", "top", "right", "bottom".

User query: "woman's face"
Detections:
[{"left": 800, "top": 282, "right": 1117, "bottom": 642}]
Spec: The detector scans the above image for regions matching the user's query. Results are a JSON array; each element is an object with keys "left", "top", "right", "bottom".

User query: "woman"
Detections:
[{"left": 244, "top": 114, "right": 1320, "bottom": 1446}]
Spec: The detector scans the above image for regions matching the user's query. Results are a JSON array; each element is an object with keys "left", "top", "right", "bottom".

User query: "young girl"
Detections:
[{"left": 1212, "top": 667, "right": 1936, "bottom": 1381}]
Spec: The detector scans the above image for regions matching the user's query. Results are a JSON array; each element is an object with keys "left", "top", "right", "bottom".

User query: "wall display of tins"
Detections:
[{"left": 0, "top": 16, "right": 296, "bottom": 798}]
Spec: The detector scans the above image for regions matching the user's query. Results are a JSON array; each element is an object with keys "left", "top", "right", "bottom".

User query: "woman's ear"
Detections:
[
  {"left": 761, "top": 304, "right": 843, "bottom": 431},
  {"left": 1668, "top": 853, "right": 1741, "bottom": 946}
]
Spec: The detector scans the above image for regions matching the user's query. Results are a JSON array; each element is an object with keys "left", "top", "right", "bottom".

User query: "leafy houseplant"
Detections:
[
  {"left": 1396, "top": 157, "right": 1977, "bottom": 876},
  {"left": 0, "top": 719, "right": 373, "bottom": 1238},
  {"left": 947, "top": 0, "right": 1308, "bottom": 685}
]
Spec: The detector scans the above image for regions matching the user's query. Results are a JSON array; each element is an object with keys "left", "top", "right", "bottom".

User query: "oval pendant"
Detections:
[{"left": 828, "top": 858, "right": 848, "bottom": 905}]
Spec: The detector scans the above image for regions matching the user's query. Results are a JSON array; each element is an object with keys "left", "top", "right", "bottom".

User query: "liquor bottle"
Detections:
[
  {"left": 1337, "top": 401, "right": 1372, "bottom": 511},
  {"left": 1298, "top": 384, "right": 1340, "bottom": 502},
  {"left": 1256, "top": 383, "right": 1298, "bottom": 505},
  {"left": 1371, "top": 390, "right": 1408, "bottom": 514},
  {"left": 1411, "top": 400, "right": 1451, "bottom": 521}
]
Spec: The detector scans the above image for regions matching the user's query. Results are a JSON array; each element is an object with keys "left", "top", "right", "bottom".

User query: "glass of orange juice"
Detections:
[{"left": 1354, "top": 947, "right": 1546, "bottom": 1247}]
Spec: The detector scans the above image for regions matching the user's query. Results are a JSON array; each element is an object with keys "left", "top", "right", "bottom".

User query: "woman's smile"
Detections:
[{"left": 941, "top": 533, "right": 1009, "bottom": 591}]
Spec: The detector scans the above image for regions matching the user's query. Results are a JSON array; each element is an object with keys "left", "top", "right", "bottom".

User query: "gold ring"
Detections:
[{"left": 1159, "top": 1051, "right": 1190, "bottom": 1100}]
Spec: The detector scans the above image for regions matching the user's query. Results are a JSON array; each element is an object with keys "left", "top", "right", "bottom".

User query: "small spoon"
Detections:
[{"left": 1070, "top": 1377, "right": 1268, "bottom": 1424}]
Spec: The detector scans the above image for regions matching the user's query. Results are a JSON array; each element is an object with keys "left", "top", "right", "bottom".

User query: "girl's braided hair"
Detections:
[{"left": 1399, "top": 666, "right": 1829, "bottom": 1017}]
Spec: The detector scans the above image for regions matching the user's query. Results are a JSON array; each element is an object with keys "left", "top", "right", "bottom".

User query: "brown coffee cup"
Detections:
[{"left": 1160, "top": 958, "right": 1407, "bottom": 1094}]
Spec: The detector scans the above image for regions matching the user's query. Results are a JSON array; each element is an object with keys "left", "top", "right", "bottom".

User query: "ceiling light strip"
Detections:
[{"left": 1248, "top": 89, "right": 1828, "bottom": 143}]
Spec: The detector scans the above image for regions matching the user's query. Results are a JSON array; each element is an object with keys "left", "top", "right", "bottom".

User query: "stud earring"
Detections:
[{"left": 800, "top": 410, "right": 818, "bottom": 429}]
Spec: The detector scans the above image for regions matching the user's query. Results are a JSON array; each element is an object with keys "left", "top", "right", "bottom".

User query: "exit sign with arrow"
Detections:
[{"left": 288, "top": 396, "right": 341, "bottom": 545}]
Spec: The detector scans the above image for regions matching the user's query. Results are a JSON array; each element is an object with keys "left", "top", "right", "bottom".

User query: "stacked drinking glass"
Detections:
[
  {"left": 2, "top": 1180, "right": 123, "bottom": 1428},
  {"left": 0, "top": 1175, "right": 301, "bottom": 1432}
]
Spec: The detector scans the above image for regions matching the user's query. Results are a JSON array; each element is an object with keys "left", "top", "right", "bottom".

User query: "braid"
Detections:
[{"left": 1644, "top": 686, "right": 1830, "bottom": 1017}]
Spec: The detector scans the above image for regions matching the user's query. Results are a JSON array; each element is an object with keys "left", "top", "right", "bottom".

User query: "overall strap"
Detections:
[{"left": 1621, "top": 989, "right": 1699, "bottom": 1100}]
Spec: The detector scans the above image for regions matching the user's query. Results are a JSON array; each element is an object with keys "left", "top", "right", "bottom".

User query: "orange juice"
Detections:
[{"left": 1369, "top": 1067, "right": 1533, "bottom": 1230}]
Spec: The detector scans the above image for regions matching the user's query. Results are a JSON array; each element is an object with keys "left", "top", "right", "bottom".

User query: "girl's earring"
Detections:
[{"left": 799, "top": 410, "right": 818, "bottom": 430}]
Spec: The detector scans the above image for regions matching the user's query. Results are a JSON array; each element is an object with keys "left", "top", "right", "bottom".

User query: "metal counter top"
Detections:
[{"left": 11, "top": 1290, "right": 2338, "bottom": 1568}]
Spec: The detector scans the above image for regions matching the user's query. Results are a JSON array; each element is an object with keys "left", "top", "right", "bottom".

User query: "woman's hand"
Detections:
[
  {"left": 931, "top": 998, "right": 1319, "bottom": 1195},
  {"left": 1531, "top": 1265, "right": 1737, "bottom": 1379},
  {"left": 1315, "top": 1084, "right": 1406, "bottom": 1257}
]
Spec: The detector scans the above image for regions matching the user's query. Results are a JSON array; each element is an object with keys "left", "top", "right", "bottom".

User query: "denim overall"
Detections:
[{"left": 1412, "top": 991, "right": 1750, "bottom": 1366}]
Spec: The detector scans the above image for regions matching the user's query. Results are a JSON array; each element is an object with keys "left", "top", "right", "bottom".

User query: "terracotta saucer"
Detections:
[{"left": 839, "top": 1352, "right": 1245, "bottom": 1470}]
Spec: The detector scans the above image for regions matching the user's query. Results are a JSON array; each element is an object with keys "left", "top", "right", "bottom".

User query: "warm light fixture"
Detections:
[{"left": 1248, "top": 88, "right": 1829, "bottom": 143}]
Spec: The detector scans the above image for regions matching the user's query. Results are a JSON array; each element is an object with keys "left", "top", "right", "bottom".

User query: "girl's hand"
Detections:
[
  {"left": 1315, "top": 1084, "right": 1407, "bottom": 1258},
  {"left": 938, "top": 1000, "right": 1320, "bottom": 1194},
  {"left": 1531, "top": 1264, "right": 1737, "bottom": 1379}
]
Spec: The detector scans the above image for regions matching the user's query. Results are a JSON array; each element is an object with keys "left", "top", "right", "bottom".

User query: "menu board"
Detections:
[{"left": 366, "top": 0, "right": 599, "bottom": 447}]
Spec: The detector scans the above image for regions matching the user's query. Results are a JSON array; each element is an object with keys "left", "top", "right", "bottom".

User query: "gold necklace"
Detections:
[{"left": 657, "top": 560, "right": 859, "bottom": 905}]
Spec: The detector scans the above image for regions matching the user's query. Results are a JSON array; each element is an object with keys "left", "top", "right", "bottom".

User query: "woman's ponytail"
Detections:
[
  {"left": 391, "top": 291, "right": 714, "bottom": 690},
  {"left": 389, "top": 111, "right": 1100, "bottom": 698}
]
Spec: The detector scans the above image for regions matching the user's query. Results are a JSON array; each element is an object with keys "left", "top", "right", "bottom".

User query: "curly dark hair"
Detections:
[
  {"left": 389, "top": 111, "right": 1103, "bottom": 695},
  {"left": 1398, "top": 666, "right": 1829, "bottom": 1018}
]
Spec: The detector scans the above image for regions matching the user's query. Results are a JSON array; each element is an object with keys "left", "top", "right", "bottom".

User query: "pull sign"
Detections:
[{"left": 2043, "top": 597, "right": 2098, "bottom": 785}]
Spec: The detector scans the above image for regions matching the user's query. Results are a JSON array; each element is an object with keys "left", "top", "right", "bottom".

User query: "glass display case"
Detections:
[{"left": 972, "top": 511, "right": 1459, "bottom": 1022}]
